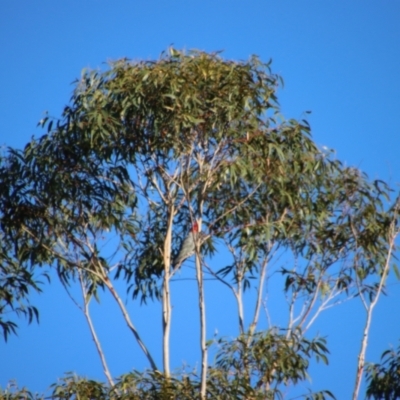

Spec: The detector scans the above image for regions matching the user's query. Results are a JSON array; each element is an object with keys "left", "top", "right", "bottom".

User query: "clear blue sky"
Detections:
[{"left": 1, "top": 1, "right": 400, "bottom": 398}]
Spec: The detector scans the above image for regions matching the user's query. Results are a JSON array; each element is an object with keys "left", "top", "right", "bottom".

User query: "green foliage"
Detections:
[
  {"left": 1, "top": 48, "right": 395, "bottom": 307},
  {"left": 217, "top": 329, "right": 328, "bottom": 381},
  {"left": 0, "top": 151, "right": 47, "bottom": 340},
  {"left": 365, "top": 343, "right": 400, "bottom": 399},
  {"left": 50, "top": 374, "right": 108, "bottom": 400},
  {"left": 210, "top": 328, "right": 332, "bottom": 399},
  {"left": 2, "top": 356, "right": 337, "bottom": 400},
  {"left": 0, "top": 48, "right": 398, "bottom": 398},
  {"left": 0, "top": 380, "right": 40, "bottom": 400}
]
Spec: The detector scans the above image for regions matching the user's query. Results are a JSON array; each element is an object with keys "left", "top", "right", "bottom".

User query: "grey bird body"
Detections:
[{"left": 173, "top": 222, "right": 205, "bottom": 269}]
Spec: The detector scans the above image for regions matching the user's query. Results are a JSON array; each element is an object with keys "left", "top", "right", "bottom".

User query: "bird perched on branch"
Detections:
[{"left": 173, "top": 221, "right": 205, "bottom": 270}]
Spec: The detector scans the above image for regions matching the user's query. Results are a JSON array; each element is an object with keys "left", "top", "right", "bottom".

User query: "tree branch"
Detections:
[
  {"left": 78, "top": 270, "right": 115, "bottom": 387},
  {"left": 352, "top": 211, "right": 399, "bottom": 400}
]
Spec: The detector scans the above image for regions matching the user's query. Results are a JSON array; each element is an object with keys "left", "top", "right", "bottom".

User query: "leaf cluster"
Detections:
[
  {"left": 365, "top": 342, "right": 400, "bottom": 399},
  {"left": 211, "top": 328, "right": 331, "bottom": 398}
]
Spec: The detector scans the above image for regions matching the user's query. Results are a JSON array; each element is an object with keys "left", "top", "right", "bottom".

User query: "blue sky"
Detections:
[{"left": 1, "top": 1, "right": 400, "bottom": 398}]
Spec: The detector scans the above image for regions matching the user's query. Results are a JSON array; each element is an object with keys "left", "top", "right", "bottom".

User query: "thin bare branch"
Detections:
[
  {"left": 21, "top": 223, "right": 158, "bottom": 372},
  {"left": 249, "top": 256, "right": 269, "bottom": 337},
  {"left": 162, "top": 206, "right": 175, "bottom": 377},
  {"left": 103, "top": 276, "right": 158, "bottom": 371},
  {"left": 78, "top": 270, "right": 115, "bottom": 387},
  {"left": 195, "top": 251, "right": 207, "bottom": 400},
  {"left": 352, "top": 212, "right": 399, "bottom": 400}
]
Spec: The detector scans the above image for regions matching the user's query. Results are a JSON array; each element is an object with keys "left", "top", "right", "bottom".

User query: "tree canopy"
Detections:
[{"left": 1, "top": 49, "right": 399, "bottom": 399}]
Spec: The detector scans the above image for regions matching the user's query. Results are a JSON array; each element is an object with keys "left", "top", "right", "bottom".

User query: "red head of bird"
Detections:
[{"left": 191, "top": 221, "right": 199, "bottom": 233}]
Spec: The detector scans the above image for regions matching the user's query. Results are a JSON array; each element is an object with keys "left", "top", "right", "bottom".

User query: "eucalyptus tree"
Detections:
[{"left": 0, "top": 49, "right": 398, "bottom": 399}]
